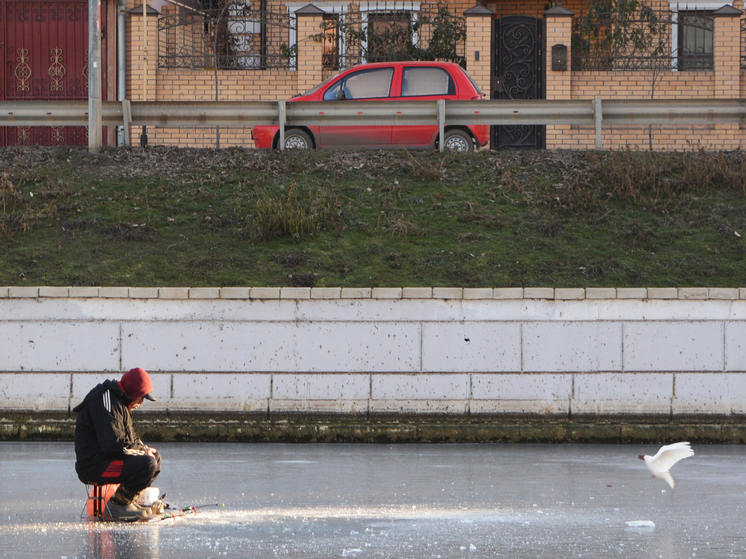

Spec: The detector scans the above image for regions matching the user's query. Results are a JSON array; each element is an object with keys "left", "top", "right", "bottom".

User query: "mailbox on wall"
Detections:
[{"left": 552, "top": 44, "right": 568, "bottom": 71}]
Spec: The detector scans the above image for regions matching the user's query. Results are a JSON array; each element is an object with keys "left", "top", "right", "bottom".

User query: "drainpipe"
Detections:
[{"left": 116, "top": 0, "right": 127, "bottom": 146}]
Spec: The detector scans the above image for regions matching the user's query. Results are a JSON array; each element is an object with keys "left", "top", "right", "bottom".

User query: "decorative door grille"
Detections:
[{"left": 492, "top": 15, "right": 544, "bottom": 151}]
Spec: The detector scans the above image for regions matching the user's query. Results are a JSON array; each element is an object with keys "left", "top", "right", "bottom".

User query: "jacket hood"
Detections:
[{"left": 72, "top": 379, "right": 130, "bottom": 413}]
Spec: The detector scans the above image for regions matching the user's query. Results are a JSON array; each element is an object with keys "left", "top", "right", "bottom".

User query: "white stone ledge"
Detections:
[
  {"left": 1, "top": 286, "right": 745, "bottom": 301},
  {"left": 39, "top": 286, "right": 70, "bottom": 298},
  {"left": 189, "top": 287, "right": 220, "bottom": 299},
  {"left": 159, "top": 287, "right": 189, "bottom": 299},
  {"left": 9, "top": 287, "right": 39, "bottom": 298}
]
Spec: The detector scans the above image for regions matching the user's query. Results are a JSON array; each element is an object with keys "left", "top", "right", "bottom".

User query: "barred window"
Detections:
[
  {"left": 366, "top": 11, "right": 413, "bottom": 62},
  {"left": 322, "top": 13, "right": 341, "bottom": 71},
  {"left": 677, "top": 11, "right": 714, "bottom": 70}
]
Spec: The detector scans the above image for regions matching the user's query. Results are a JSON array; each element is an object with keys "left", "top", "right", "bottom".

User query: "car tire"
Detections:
[
  {"left": 282, "top": 129, "right": 314, "bottom": 150},
  {"left": 443, "top": 130, "right": 473, "bottom": 153}
]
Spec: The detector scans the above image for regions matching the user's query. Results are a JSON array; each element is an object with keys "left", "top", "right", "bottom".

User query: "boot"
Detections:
[{"left": 105, "top": 485, "right": 151, "bottom": 521}]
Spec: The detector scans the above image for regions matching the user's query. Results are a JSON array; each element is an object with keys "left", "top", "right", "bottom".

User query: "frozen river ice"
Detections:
[{"left": 1, "top": 442, "right": 745, "bottom": 558}]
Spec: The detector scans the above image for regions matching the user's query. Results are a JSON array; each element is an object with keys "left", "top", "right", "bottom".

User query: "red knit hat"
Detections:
[{"left": 120, "top": 367, "right": 156, "bottom": 402}]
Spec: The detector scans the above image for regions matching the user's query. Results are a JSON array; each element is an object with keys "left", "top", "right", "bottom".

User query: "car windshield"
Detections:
[{"left": 296, "top": 74, "right": 340, "bottom": 98}]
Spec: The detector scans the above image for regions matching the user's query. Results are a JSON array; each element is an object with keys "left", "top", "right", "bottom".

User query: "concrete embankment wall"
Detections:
[{"left": 1, "top": 285, "right": 745, "bottom": 443}]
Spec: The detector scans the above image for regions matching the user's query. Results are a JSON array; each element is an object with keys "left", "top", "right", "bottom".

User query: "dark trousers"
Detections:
[{"left": 96, "top": 451, "right": 161, "bottom": 493}]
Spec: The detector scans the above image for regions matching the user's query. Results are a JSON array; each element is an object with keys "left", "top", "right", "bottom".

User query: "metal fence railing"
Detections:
[
  {"left": 158, "top": 3, "right": 296, "bottom": 70},
  {"left": 572, "top": 6, "right": 714, "bottom": 71},
  {"left": 312, "top": 2, "right": 466, "bottom": 71},
  {"left": 1, "top": 98, "right": 744, "bottom": 150}
]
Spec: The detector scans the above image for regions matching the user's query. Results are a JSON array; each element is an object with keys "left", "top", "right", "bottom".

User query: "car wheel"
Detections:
[
  {"left": 282, "top": 129, "right": 314, "bottom": 150},
  {"left": 443, "top": 130, "right": 473, "bottom": 153}
]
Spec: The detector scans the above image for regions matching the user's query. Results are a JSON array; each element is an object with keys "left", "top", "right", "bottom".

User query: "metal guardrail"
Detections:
[{"left": 1, "top": 98, "right": 744, "bottom": 151}]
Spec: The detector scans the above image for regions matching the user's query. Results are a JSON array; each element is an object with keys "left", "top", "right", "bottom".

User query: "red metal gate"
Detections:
[{"left": 1, "top": 0, "right": 107, "bottom": 146}]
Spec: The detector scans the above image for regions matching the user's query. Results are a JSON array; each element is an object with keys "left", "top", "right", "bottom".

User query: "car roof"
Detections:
[{"left": 345, "top": 61, "right": 461, "bottom": 71}]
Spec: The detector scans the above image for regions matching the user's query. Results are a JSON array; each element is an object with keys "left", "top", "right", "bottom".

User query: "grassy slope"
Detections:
[{"left": 1, "top": 146, "right": 744, "bottom": 288}]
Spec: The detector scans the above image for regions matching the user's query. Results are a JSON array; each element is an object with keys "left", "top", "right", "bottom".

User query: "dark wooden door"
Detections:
[
  {"left": 1, "top": 0, "right": 106, "bottom": 146},
  {"left": 492, "top": 15, "right": 544, "bottom": 150}
]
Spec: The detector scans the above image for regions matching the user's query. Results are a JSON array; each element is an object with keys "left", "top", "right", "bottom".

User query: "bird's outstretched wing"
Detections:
[{"left": 650, "top": 442, "right": 694, "bottom": 472}]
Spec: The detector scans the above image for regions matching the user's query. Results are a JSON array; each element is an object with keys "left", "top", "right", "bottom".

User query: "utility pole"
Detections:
[{"left": 88, "top": 0, "right": 103, "bottom": 153}]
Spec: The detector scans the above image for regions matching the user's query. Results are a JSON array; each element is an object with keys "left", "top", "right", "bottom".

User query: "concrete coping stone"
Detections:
[
  {"left": 281, "top": 287, "right": 311, "bottom": 299},
  {"left": 129, "top": 287, "right": 159, "bottom": 299},
  {"left": 555, "top": 288, "right": 584, "bottom": 300},
  {"left": 709, "top": 287, "right": 739, "bottom": 300},
  {"left": 159, "top": 287, "right": 189, "bottom": 299},
  {"left": 493, "top": 287, "right": 524, "bottom": 299},
  {"left": 433, "top": 287, "right": 463, "bottom": 299},
  {"left": 99, "top": 287, "right": 129, "bottom": 298},
  {"left": 341, "top": 288, "right": 371, "bottom": 299},
  {"left": 463, "top": 288, "right": 493, "bottom": 300},
  {"left": 9, "top": 286, "right": 39, "bottom": 298},
  {"left": 617, "top": 288, "right": 647, "bottom": 299},
  {"left": 189, "top": 287, "right": 220, "bottom": 299},
  {"left": 69, "top": 286, "right": 100, "bottom": 298},
  {"left": 678, "top": 287, "right": 709, "bottom": 300},
  {"left": 585, "top": 287, "right": 616, "bottom": 299},
  {"left": 250, "top": 287, "right": 281, "bottom": 299},
  {"left": 647, "top": 287, "right": 677, "bottom": 299},
  {"left": 220, "top": 287, "right": 250, "bottom": 299},
  {"left": 38, "top": 286, "right": 70, "bottom": 298},
  {"left": 1, "top": 286, "right": 745, "bottom": 301},
  {"left": 402, "top": 287, "right": 433, "bottom": 299},
  {"left": 524, "top": 287, "right": 554, "bottom": 299},
  {"left": 311, "top": 287, "right": 341, "bottom": 299},
  {"left": 372, "top": 288, "right": 402, "bottom": 299}
]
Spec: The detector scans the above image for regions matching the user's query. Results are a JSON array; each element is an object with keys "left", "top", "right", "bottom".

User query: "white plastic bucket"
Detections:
[{"left": 136, "top": 487, "right": 160, "bottom": 507}]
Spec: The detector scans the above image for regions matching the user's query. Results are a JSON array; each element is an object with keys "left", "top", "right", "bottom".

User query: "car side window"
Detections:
[
  {"left": 400, "top": 67, "right": 456, "bottom": 97},
  {"left": 322, "top": 68, "right": 394, "bottom": 101}
]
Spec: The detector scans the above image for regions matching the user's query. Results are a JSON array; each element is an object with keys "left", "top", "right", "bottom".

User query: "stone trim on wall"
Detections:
[{"left": 1, "top": 286, "right": 744, "bottom": 300}]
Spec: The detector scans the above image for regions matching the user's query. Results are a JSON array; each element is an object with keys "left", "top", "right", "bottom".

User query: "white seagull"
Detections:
[{"left": 638, "top": 442, "right": 694, "bottom": 488}]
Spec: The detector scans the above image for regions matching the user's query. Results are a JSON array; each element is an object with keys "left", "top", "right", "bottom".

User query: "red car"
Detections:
[{"left": 252, "top": 61, "right": 488, "bottom": 152}]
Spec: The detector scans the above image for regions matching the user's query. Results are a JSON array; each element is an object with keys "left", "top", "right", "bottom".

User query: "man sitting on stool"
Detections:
[{"left": 73, "top": 367, "right": 161, "bottom": 520}]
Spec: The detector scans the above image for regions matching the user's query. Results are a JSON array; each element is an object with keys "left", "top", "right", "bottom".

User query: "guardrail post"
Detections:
[
  {"left": 593, "top": 97, "right": 602, "bottom": 149},
  {"left": 438, "top": 99, "right": 445, "bottom": 152},
  {"left": 279, "top": 100, "right": 286, "bottom": 151},
  {"left": 122, "top": 100, "right": 132, "bottom": 148}
]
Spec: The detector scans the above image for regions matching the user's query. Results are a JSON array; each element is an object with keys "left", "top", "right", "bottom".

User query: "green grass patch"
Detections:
[{"left": 0, "top": 146, "right": 744, "bottom": 287}]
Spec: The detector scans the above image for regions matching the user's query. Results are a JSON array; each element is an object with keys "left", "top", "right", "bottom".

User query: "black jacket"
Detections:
[{"left": 73, "top": 379, "right": 148, "bottom": 483}]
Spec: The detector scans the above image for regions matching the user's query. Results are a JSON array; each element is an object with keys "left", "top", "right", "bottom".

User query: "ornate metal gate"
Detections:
[
  {"left": 492, "top": 15, "right": 544, "bottom": 150},
  {"left": 1, "top": 0, "right": 103, "bottom": 146}
]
